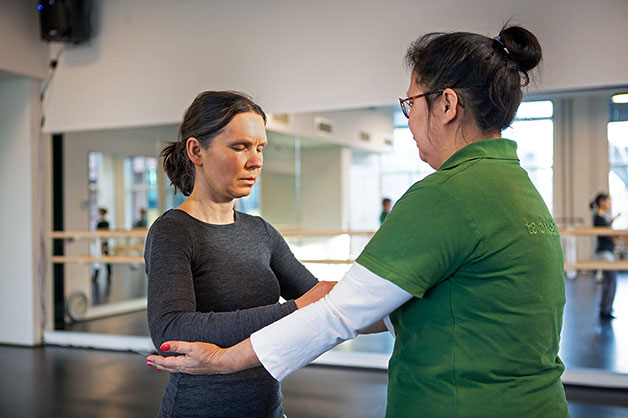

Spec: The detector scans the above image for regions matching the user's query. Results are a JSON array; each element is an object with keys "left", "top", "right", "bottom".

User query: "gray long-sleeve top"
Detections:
[{"left": 146, "top": 209, "right": 317, "bottom": 418}]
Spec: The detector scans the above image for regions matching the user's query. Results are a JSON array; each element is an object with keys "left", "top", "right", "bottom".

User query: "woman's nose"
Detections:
[{"left": 247, "top": 151, "right": 263, "bottom": 168}]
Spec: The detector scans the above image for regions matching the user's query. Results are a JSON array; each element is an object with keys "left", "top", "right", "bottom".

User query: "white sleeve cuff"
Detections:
[{"left": 250, "top": 262, "right": 412, "bottom": 381}]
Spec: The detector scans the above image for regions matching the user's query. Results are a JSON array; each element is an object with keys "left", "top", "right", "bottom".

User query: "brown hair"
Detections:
[{"left": 161, "top": 91, "right": 266, "bottom": 196}]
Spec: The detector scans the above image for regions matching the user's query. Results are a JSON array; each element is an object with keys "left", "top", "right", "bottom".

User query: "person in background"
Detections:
[
  {"left": 148, "top": 24, "right": 569, "bottom": 418},
  {"left": 591, "top": 192, "right": 618, "bottom": 320},
  {"left": 134, "top": 207, "right": 148, "bottom": 228},
  {"left": 92, "top": 207, "right": 112, "bottom": 282},
  {"left": 379, "top": 198, "right": 391, "bottom": 224}
]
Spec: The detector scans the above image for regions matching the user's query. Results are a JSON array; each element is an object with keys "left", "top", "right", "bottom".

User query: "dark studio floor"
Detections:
[
  {"left": 5, "top": 269, "right": 626, "bottom": 417},
  {"left": 1, "top": 344, "right": 628, "bottom": 418}
]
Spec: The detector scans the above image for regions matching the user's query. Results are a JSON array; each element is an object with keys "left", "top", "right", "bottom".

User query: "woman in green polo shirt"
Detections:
[{"left": 148, "top": 24, "right": 569, "bottom": 418}]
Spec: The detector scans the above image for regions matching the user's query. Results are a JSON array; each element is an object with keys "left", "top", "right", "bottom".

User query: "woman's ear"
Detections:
[
  {"left": 440, "top": 88, "right": 460, "bottom": 125},
  {"left": 186, "top": 137, "right": 203, "bottom": 166}
]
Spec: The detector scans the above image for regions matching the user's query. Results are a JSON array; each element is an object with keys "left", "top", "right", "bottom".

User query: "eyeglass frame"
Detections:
[{"left": 398, "top": 88, "right": 466, "bottom": 119}]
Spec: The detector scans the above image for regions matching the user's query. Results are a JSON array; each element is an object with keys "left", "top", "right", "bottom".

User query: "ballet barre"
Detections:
[{"left": 559, "top": 227, "right": 628, "bottom": 275}]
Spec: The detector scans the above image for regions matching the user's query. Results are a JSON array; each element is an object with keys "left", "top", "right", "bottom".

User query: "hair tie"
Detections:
[{"left": 493, "top": 36, "right": 510, "bottom": 55}]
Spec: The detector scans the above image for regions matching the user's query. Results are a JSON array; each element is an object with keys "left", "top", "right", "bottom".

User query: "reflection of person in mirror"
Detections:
[
  {"left": 144, "top": 91, "right": 335, "bottom": 418},
  {"left": 380, "top": 198, "right": 391, "bottom": 224},
  {"left": 590, "top": 192, "right": 618, "bottom": 320},
  {"left": 92, "top": 207, "right": 112, "bottom": 283},
  {"left": 134, "top": 208, "right": 148, "bottom": 228},
  {"left": 148, "top": 25, "right": 570, "bottom": 418}
]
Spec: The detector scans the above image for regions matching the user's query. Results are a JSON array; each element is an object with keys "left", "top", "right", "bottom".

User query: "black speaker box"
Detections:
[{"left": 38, "top": 0, "right": 92, "bottom": 44}]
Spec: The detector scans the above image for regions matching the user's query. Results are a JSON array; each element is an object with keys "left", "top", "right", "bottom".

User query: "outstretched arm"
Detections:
[
  {"left": 146, "top": 215, "right": 330, "bottom": 351},
  {"left": 147, "top": 263, "right": 412, "bottom": 379},
  {"left": 145, "top": 281, "right": 337, "bottom": 373}
]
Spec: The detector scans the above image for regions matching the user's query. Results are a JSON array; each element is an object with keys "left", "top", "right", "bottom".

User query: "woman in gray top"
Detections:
[{"left": 145, "top": 91, "right": 332, "bottom": 418}]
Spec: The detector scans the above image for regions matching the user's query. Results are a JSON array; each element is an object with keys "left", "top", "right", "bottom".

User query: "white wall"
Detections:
[
  {"left": 554, "top": 94, "right": 611, "bottom": 223},
  {"left": 349, "top": 151, "right": 382, "bottom": 231},
  {"left": 268, "top": 107, "right": 394, "bottom": 153},
  {"left": 260, "top": 172, "right": 299, "bottom": 228},
  {"left": 301, "top": 146, "right": 350, "bottom": 230},
  {"left": 0, "top": 0, "right": 49, "bottom": 79},
  {"left": 552, "top": 92, "right": 613, "bottom": 259},
  {"left": 0, "top": 1, "right": 48, "bottom": 344},
  {"left": 43, "top": 0, "right": 628, "bottom": 133},
  {"left": 0, "top": 78, "right": 42, "bottom": 345},
  {"left": 260, "top": 131, "right": 300, "bottom": 228}
]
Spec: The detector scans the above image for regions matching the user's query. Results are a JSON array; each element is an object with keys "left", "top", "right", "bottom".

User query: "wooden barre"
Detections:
[
  {"left": 299, "top": 259, "right": 356, "bottom": 264},
  {"left": 50, "top": 256, "right": 356, "bottom": 265},
  {"left": 48, "top": 227, "right": 628, "bottom": 239},
  {"left": 51, "top": 256, "right": 627, "bottom": 271},
  {"left": 564, "top": 261, "right": 628, "bottom": 270},
  {"left": 49, "top": 230, "right": 148, "bottom": 239},
  {"left": 51, "top": 256, "right": 144, "bottom": 264},
  {"left": 113, "top": 244, "right": 145, "bottom": 252},
  {"left": 50, "top": 229, "right": 376, "bottom": 240},
  {"left": 559, "top": 227, "right": 628, "bottom": 236},
  {"left": 280, "top": 230, "right": 375, "bottom": 237}
]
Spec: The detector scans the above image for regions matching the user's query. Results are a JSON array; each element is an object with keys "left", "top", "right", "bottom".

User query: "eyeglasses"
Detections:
[{"left": 398, "top": 90, "right": 444, "bottom": 119}]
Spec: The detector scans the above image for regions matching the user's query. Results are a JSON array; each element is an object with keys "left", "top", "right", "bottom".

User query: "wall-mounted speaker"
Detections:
[{"left": 38, "top": 0, "right": 92, "bottom": 44}]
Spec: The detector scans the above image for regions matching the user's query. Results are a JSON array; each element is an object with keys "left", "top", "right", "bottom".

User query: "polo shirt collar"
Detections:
[{"left": 438, "top": 138, "right": 519, "bottom": 171}]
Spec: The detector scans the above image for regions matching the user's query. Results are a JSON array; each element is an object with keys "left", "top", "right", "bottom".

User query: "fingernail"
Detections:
[
  {"left": 160, "top": 343, "right": 170, "bottom": 351},
  {"left": 146, "top": 362, "right": 151, "bottom": 367}
]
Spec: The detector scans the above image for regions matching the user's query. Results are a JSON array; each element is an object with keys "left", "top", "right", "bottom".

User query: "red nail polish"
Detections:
[
  {"left": 146, "top": 363, "right": 151, "bottom": 366},
  {"left": 160, "top": 343, "right": 170, "bottom": 351}
]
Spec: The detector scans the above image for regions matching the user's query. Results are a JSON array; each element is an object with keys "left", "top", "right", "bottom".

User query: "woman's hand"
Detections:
[
  {"left": 146, "top": 339, "right": 261, "bottom": 375},
  {"left": 146, "top": 341, "right": 229, "bottom": 374},
  {"left": 295, "top": 281, "right": 337, "bottom": 309}
]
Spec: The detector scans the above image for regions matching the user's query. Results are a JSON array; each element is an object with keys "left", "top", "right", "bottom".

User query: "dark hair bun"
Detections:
[{"left": 499, "top": 25, "right": 542, "bottom": 74}]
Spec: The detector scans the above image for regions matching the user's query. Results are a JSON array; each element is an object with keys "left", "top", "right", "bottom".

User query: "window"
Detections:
[
  {"left": 379, "top": 111, "right": 434, "bottom": 206},
  {"left": 383, "top": 101, "right": 555, "bottom": 213},
  {"left": 608, "top": 93, "right": 628, "bottom": 228},
  {"left": 124, "top": 156, "right": 158, "bottom": 228},
  {"left": 502, "top": 100, "right": 554, "bottom": 214},
  {"left": 88, "top": 152, "right": 104, "bottom": 229},
  {"left": 88, "top": 152, "right": 117, "bottom": 229}
]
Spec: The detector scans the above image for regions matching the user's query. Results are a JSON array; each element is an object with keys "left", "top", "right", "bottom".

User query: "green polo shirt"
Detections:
[{"left": 357, "top": 138, "right": 568, "bottom": 418}]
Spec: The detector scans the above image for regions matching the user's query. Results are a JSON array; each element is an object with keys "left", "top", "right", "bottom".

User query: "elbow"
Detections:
[
  {"left": 148, "top": 322, "right": 169, "bottom": 352},
  {"left": 148, "top": 312, "right": 180, "bottom": 351}
]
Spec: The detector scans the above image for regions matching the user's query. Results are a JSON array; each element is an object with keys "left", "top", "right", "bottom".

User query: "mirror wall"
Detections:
[{"left": 49, "top": 89, "right": 628, "bottom": 383}]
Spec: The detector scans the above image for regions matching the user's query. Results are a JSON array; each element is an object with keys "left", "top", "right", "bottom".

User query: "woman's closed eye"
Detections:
[{"left": 231, "top": 140, "right": 266, "bottom": 152}]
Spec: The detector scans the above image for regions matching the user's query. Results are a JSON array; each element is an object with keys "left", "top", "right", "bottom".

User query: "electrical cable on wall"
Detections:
[{"left": 40, "top": 45, "right": 65, "bottom": 128}]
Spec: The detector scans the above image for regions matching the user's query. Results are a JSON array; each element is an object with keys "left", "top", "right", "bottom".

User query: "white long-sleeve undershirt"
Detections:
[{"left": 250, "top": 263, "right": 413, "bottom": 381}]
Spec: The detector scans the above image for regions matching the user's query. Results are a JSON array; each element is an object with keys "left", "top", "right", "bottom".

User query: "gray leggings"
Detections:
[{"left": 596, "top": 251, "right": 617, "bottom": 315}]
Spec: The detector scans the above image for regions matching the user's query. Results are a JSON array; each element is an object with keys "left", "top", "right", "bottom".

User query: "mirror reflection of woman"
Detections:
[
  {"left": 148, "top": 26, "right": 570, "bottom": 418},
  {"left": 145, "top": 91, "right": 334, "bottom": 418},
  {"left": 591, "top": 192, "right": 618, "bottom": 320}
]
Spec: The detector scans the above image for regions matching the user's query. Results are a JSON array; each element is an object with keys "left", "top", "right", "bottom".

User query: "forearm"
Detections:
[
  {"left": 251, "top": 263, "right": 413, "bottom": 381},
  {"left": 359, "top": 320, "right": 388, "bottom": 334},
  {"left": 146, "top": 266, "right": 411, "bottom": 377},
  {"left": 217, "top": 338, "right": 262, "bottom": 373},
  {"left": 148, "top": 301, "right": 296, "bottom": 349}
]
